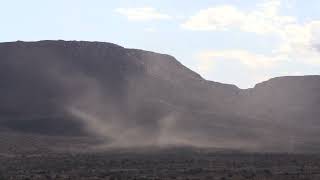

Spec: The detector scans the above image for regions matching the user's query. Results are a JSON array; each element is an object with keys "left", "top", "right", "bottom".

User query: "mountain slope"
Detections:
[{"left": 0, "top": 40, "right": 319, "bottom": 152}]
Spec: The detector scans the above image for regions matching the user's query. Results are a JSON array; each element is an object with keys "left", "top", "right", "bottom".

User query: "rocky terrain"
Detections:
[{"left": 1, "top": 151, "right": 320, "bottom": 180}]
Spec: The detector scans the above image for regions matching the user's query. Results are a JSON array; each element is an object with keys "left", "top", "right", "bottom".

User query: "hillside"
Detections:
[{"left": 0, "top": 40, "right": 319, "bottom": 153}]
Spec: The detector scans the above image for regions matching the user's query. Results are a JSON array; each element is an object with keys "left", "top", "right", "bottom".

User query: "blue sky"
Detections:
[{"left": 1, "top": 0, "right": 320, "bottom": 88}]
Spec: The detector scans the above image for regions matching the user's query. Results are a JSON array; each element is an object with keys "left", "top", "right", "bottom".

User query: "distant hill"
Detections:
[{"left": 0, "top": 40, "right": 319, "bottom": 153}]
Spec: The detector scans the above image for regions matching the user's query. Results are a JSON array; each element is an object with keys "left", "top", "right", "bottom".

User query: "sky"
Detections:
[{"left": 1, "top": 0, "right": 320, "bottom": 88}]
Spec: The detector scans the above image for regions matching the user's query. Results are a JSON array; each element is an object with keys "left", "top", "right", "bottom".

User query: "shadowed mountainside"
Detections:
[{"left": 0, "top": 40, "right": 319, "bottom": 153}]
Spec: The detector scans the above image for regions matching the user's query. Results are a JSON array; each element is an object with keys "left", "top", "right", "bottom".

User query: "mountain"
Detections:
[{"left": 0, "top": 40, "right": 319, "bottom": 153}]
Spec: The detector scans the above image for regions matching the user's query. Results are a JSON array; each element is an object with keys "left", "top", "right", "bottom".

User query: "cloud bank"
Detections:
[{"left": 183, "top": 0, "right": 320, "bottom": 77}]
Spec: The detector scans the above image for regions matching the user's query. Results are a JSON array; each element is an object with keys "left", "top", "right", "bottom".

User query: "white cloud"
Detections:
[
  {"left": 185, "top": 0, "right": 320, "bottom": 69},
  {"left": 278, "top": 21, "right": 320, "bottom": 65},
  {"left": 182, "top": 0, "right": 294, "bottom": 35},
  {"left": 182, "top": 5, "right": 246, "bottom": 31},
  {"left": 197, "top": 50, "right": 281, "bottom": 70},
  {"left": 115, "top": 7, "right": 171, "bottom": 21}
]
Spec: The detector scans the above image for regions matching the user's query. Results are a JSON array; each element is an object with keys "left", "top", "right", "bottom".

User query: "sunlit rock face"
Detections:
[{"left": 0, "top": 40, "right": 319, "bottom": 152}]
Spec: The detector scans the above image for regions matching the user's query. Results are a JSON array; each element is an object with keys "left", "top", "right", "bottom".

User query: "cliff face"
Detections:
[{"left": 0, "top": 40, "right": 319, "bottom": 152}]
